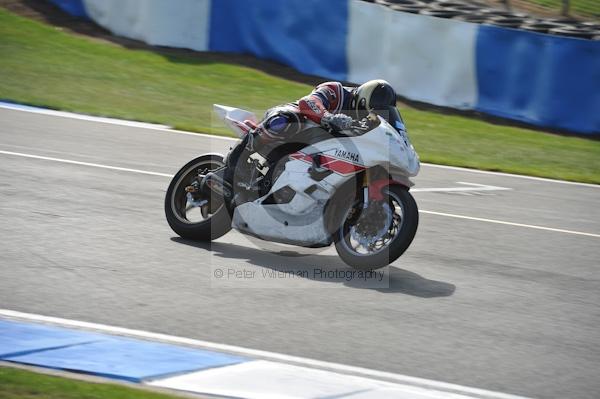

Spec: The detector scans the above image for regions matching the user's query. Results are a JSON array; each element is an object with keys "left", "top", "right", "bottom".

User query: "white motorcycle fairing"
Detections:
[
  {"left": 214, "top": 104, "right": 420, "bottom": 247},
  {"left": 214, "top": 104, "right": 258, "bottom": 138}
]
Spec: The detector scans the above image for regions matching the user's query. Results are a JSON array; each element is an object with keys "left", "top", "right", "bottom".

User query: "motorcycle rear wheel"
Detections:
[
  {"left": 164, "top": 154, "right": 232, "bottom": 241},
  {"left": 334, "top": 185, "right": 418, "bottom": 270}
]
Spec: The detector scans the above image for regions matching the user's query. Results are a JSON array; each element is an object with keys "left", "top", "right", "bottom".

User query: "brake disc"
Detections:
[{"left": 350, "top": 202, "right": 393, "bottom": 249}]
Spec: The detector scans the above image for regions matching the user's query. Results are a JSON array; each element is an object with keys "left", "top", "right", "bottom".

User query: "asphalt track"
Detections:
[{"left": 1, "top": 107, "right": 599, "bottom": 399}]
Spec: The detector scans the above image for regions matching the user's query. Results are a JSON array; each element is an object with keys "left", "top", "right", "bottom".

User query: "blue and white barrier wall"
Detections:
[{"left": 48, "top": 0, "right": 600, "bottom": 135}]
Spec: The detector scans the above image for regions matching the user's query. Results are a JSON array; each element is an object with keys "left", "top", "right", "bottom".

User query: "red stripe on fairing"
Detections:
[
  {"left": 289, "top": 152, "right": 312, "bottom": 163},
  {"left": 289, "top": 152, "right": 365, "bottom": 176},
  {"left": 323, "top": 158, "right": 366, "bottom": 175}
]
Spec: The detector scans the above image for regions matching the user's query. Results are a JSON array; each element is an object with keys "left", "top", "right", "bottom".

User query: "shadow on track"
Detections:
[{"left": 171, "top": 237, "right": 455, "bottom": 298}]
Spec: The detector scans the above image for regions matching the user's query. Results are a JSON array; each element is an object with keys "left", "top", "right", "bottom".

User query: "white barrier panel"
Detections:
[
  {"left": 83, "top": 0, "right": 210, "bottom": 51},
  {"left": 347, "top": 0, "right": 478, "bottom": 109}
]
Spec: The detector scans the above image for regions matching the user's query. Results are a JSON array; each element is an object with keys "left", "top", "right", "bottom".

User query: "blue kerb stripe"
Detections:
[
  {"left": 475, "top": 25, "right": 600, "bottom": 135},
  {"left": 0, "top": 320, "right": 248, "bottom": 382},
  {"left": 208, "top": 0, "right": 348, "bottom": 81},
  {"left": 46, "top": 0, "right": 89, "bottom": 19},
  {"left": 0, "top": 320, "right": 105, "bottom": 358}
]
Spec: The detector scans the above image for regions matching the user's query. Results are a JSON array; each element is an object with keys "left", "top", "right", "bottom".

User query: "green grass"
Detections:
[
  {"left": 529, "top": 0, "right": 600, "bottom": 18},
  {"left": 404, "top": 109, "right": 600, "bottom": 183},
  {"left": 0, "top": 367, "right": 188, "bottom": 399},
  {"left": 1, "top": 8, "right": 599, "bottom": 184},
  {"left": 0, "top": 9, "right": 309, "bottom": 137}
]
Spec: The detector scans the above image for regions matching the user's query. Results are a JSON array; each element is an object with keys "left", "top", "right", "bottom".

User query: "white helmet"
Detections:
[{"left": 353, "top": 79, "right": 397, "bottom": 113}]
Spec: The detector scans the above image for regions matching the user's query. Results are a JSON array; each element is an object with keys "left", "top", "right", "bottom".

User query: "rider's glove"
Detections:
[{"left": 321, "top": 112, "right": 353, "bottom": 131}]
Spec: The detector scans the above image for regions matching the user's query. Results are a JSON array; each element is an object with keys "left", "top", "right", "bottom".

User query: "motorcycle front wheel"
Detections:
[
  {"left": 164, "top": 154, "right": 232, "bottom": 241},
  {"left": 334, "top": 185, "right": 418, "bottom": 270}
]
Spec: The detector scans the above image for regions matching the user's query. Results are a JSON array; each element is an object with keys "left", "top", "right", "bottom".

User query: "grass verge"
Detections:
[
  {"left": 0, "top": 366, "right": 188, "bottom": 399},
  {"left": 529, "top": 0, "right": 600, "bottom": 19},
  {"left": 1, "top": 8, "right": 599, "bottom": 184}
]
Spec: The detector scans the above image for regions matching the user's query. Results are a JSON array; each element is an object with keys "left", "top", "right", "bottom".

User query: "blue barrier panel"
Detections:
[
  {"left": 476, "top": 25, "right": 600, "bottom": 135},
  {"left": 42, "top": 0, "right": 599, "bottom": 134},
  {"left": 1, "top": 320, "right": 247, "bottom": 382},
  {"left": 209, "top": 0, "right": 348, "bottom": 81},
  {"left": 47, "top": 0, "right": 88, "bottom": 19}
]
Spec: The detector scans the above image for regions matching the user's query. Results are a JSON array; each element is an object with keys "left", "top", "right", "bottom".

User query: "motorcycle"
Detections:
[{"left": 165, "top": 104, "right": 420, "bottom": 270}]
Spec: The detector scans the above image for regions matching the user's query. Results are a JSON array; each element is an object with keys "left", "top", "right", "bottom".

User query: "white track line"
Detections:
[
  {"left": 0, "top": 102, "right": 238, "bottom": 142},
  {"left": 1, "top": 149, "right": 597, "bottom": 239},
  {"left": 0, "top": 102, "right": 171, "bottom": 130},
  {"left": 412, "top": 182, "right": 512, "bottom": 193},
  {"left": 1, "top": 102, "right": 598, "bottom": 188},
  {"left": 0, "top": 309, "right": 530, "bottom": 399},
  {"left": 420, "top": 210, "right": 600, "bottom": 238},
  {"left": 0, "top": 150, "right": 171, "bottom": 177},
  {"left": 421, "top": 163, "right": 600, "bottom": 188}
]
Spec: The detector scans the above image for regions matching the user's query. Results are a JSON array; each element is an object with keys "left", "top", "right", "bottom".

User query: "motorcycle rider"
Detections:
[{"left": 204, "top": 79, "right": 401, "bottom": 193}]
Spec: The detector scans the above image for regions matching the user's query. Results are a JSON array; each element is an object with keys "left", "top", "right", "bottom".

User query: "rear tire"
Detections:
[
  {"left": 164, "top": 155, "right": 231, "bottom": 241},
  {"left": 334, "top": 185, "right": 418, "bottom": 270}
]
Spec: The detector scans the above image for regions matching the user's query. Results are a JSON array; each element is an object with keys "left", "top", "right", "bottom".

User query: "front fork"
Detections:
[
  {"left": 364, "top": 169, "right": 395, "bottom": 203},
  {"left": 362, "top": 169, "right": 371, "bottom": 209}
]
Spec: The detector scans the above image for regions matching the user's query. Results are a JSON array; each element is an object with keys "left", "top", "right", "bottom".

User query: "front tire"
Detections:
[
  {"left": 334, "top": 185, "right": 418, "bottom": 270},
  {"left": 165, "top": 155, "right": 231, "bottom": 241}
]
